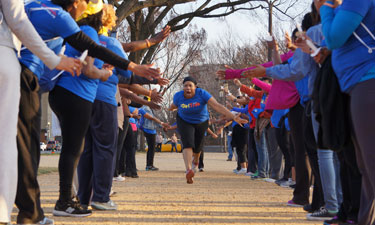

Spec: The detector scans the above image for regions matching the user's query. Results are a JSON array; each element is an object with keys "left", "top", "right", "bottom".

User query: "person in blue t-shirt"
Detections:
[
  {"left": 318, "top": 0, "right": 375, "bottom": 224},
  {"left": 138, "top": 101, "right": 168, "bottom": 171},
  {"left": 169, "top": 76, "right": 247, "bottom": 184}
]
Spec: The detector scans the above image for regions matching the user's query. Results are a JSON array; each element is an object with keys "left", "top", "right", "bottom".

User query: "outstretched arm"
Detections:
[
  {"left": 207, "top": 97, "right": 247, "bottom": 126},
  {"left": 122, "top": 26, "right": 171, "bottom": 52}
]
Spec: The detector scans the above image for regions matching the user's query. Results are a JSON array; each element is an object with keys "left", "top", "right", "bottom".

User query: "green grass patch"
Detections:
[{"left": 38, "top": 167, "right": 58, "bottom": 175}]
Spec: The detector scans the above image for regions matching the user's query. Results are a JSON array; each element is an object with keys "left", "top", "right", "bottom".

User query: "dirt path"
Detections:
[{"left": 13, "top": 152, "right": 320, "bottom": 225}]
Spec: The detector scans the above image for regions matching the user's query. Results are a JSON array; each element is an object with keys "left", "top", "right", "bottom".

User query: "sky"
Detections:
[{"left": 174, "top": 0, "right": 312, "bottom": 44}]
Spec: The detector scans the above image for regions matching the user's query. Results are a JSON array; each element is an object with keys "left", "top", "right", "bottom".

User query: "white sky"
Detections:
[{"left": 174, "top": 0, "right": 312, "bottom": 44}]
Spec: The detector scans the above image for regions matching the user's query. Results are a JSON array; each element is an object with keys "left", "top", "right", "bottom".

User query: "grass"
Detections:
[{"left": 38, "top": 167, "right": 58, "bottom": 175}]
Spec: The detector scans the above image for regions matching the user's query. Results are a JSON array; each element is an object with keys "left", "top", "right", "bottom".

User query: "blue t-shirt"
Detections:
[
  {"left": 19, "top": 0, "right": 80, "bottom": 78},
  {"left": 251, "top": 94, "right": 267, "bottom": 119},
  {"left": 56, "top": 25, "right": 103, "bottom": 103},
  {"left": 330, "top": 0, "right": 375, "bottom": 92},
  {"left": 96, "top": 35, "right": 132, "bottom": 106},
  {"left": 173, "top": 88, "right": 212, "bottom": 124},
  {"left": 128, "top": 106, "right": 137, "bottom": 124}
]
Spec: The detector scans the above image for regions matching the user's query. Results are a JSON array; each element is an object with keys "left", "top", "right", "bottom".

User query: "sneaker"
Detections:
[
  {"left": 251, "top": 175, "right": 267, "bottom": 180},
  {"left": 53, "top": 199, "right": 92, "bottom": 217},
  {"left": 306, "top": 207, "right": 337, "bottom": 221},
  {"left": 113, "top": 175, "right": 125, "bottom": 182},
  {"left": 199, "top": 168, "right": 204, "bottom": 172},
  {"left": 280, "top": 179, "right": 295, "bottom": 188},
  {"left": 186, "top": 169, "right": 194, "bottom": 184},
  {"left": 109, "top": 187, "right": 116, "bottom": 197},
  {"left": 235, "top": 168, "right": 247, "bottom": 174},
  {"left": 91, "top": 200, "right": 117, "bottom": 210},
  {"left": 192, "top": 163, "right": 198, "bottom": 173},
  {"left": 226, "top": 158, "right": 232, "bottom": 161},
  {"left": 289, "top": 183, "right": 296, "bottom": 189},
  {"left": 275, "top": 178, "right": 288, "bottom": 185},
  {"left": 22, "top": 217, "right": 54, "bottom": 225},
  {"left": 287, "top": 200, "right": 304, "bottom": 207},
  {"left": 264, "top": 178, "right": 276, "bottom": 183},
  {"left": 146, "top": 166, "right": 159, "bottom": 171},
  {"left": 232, "top": 169, "right": 239, "bottom": 173}
]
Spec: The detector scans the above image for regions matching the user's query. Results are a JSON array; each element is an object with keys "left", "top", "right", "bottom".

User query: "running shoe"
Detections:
[
  {"left": 20, "top": 217, "right": 54, "bottom": 225},
  {"left": 306, "top": 207, "right": 337, "bottom": 221},
  {"left": 263, "top": 178, "right": 276, "bottom": 183},
  {"left": 186, "top": 169, "right": 194, "bottom": 184},
  {"left": 53, "top": 199, "right": 92, "bottom": 217},
  {"left": 287, "top": 200, "right": 305, "bottom": 207},
  {"left": 113, "top": 175, "right": 125, "bottom": 182},
  {"left": 226, "top": 158, "right": 232, "bottom": 161},
  {"left": 235, "top": 168, "right": 247, "bottom": 174},
  {"left": 323, "top": 216, "right": 344, "bottom": 225},
  {"left": 199, "top": 168, "right": 204, "bottom": 172},
  {"left": 91, "top": 200, "right": 117, "bottom": 210},
  {"left": 275, "top": 178, "right": 288, "bottom": 185},
  {"left": 146, "top": 166, "right": 159, "bottom": 171}
]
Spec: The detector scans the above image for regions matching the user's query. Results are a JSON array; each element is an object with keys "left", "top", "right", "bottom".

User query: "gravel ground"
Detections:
[{"left": 11, "top": 152, "right": 321, "bottom": 225}]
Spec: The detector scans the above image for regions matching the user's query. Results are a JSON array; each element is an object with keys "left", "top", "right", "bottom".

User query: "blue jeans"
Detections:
[
  {"left": 171, "top": 143, "right": 177, "bottom": 152},
  {"left": 311, "top": 108, "right": 343, "bottom": 212},
  {"left": 255, "top": 128, "right": 269, "bottom": 178},
  {"left": 227, "top": 135, "right": 233, "bottom": 160}
]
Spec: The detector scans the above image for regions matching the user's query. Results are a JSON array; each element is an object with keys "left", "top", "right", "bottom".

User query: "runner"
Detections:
[{"left": 169, "top": 76, "right": 247, "bottom": 184}]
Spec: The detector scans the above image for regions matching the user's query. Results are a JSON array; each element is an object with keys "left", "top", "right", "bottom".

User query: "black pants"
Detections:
[
  {"left": 337, "top": 141, "right": 361, "bottom": 223},
  {"left": 232, "top": 124, "right": 248, "bottom": 164},
  {"left": 289, "top": 102, "right": 311, "bottom": 205},
  {"left": 303, "top": 107, "right": 325, "bottom": 210},
  {"left": 199, "top": 150, "right": 204, "bottom": 169},
  {"left": 275, "top": 128, "right": 293, "bottom": 180},
  {"left": 177, "top": 115, "right": 208, "bottom": 153},
  {"left": 144, "top": 132, "right": 156, "bottom": 167},
  {"left": 49, "top": 86, "right": 92, "bottom": 202},
  {"left": 77, "top": 100, "right": 118, "bottom": 204},
  {"left": 124, "top": 127, "right": 137, "bottom": 176},
  {"left": 266, "top": 127, "right": 283, "bottom": 180},
  {"left": 247, "top": 129, "right": 258, "bottom": 173},
  {"left": 349, "top": 79, "right": 375, "bottom": 225},
  {"left": 15, "top": 66, "right": 44, "bottom": 224},
  {"left": 114, "top": 117, "right": 130, "bottom": 177}
]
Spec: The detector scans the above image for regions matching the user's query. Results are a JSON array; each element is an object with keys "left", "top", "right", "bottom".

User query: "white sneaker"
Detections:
[
  {"left": 263, "top": 178, "right": 276, "bottom": 183},
  {"left": 233, "top": 169, "right": 240, "bottom": 173},
  {"left": 280, "top": 179, "right": 296, "bottom": 188},
  {"left": 91, "top": 200, "right": 117, "bottom": 210},
  {"left": 235, "top": 168, "right": 247, "bottom": 174},
  {"left": 113, "top": 175, "right": 125, "bottom": 182}
]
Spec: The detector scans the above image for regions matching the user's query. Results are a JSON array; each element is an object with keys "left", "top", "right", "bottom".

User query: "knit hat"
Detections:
[
  {"left": 77, "top": 0, "right": 103, "bottom": 21},
  {"left": 183, "top": 76, "right": 197, "bottom": 85}
]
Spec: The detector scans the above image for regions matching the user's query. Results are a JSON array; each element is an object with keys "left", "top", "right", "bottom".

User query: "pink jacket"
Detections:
[
  {"left": 225, "top": 51, "right": 294, "bottom": 80},
  {"left": 251, "top": 77, "right": 299, "bottom": 110}
]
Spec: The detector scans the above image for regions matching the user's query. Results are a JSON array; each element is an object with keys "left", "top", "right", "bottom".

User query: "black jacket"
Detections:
[{"left": 312, "top": 55, "right": 351, "bottom": 151}]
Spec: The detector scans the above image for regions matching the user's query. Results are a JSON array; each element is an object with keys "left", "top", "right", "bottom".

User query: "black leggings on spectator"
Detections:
[
  {"left": 288, "top": 102, "right": 310, "bottom": 205},
  {"left": 114, "top": 117, "right": 130, "bottom": 177},
  {"left": 232, "top": 124, "right": 248, "bottom": 164},
  {"left": 49, "top": 86, "right": 92, "bottom": 202},
  {"left": 349, "top": 79, "right": 375, "bottom": 225},
  {"left": 275, "top": 128, "right": 293, "bottom": 180},
  {"left": 144, "top": 132, "right": 156, "bottom": 167}
]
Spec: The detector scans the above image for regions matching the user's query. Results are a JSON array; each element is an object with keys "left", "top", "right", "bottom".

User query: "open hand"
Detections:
[
  {"left": 241, "top": 65, "right": 266, "bottom": 78},
  {"left": 151, "top": 89, "right": 163, "bottom": 103},
  {"left": 151, "top": 25, "right": 171, "bottom": 44},
  {"left": 56, "top": 55, "right": 82, "bottom": 76}
]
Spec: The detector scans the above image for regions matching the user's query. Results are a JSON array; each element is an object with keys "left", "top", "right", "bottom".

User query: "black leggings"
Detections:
[
  {"left": 349, "top": 79, "right": 375, "bottom": 225},
  {"left": 176, "top": 115, "right": 208, "bottom": 153},
  {"left": 232, "top": 124, "right": 248, "bottom": 164},
  {"left": 49, "top": 86, "right": 92, "bottom": 202},
  {"left": 144, "top": 132, "right": 156, "bottom": 167},
  {"left": 275, "top": 128, "right": 293, "bottom": 180}
]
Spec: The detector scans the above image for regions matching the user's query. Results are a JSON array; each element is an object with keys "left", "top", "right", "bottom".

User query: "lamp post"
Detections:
[
  {"left": 219, "top": 87, "right": 224, "bottom": 152},
  {"left": 47, "top": 122, "right": 51, "bottom": 141}
]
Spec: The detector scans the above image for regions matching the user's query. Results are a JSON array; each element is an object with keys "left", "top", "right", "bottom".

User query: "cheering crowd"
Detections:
[{"left": 0, "top": 0, "right": 374, "bottom": 224}]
